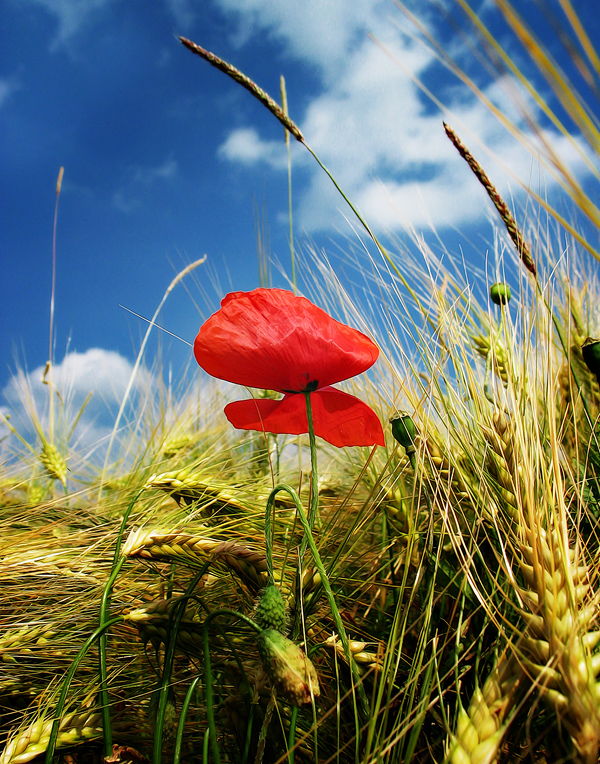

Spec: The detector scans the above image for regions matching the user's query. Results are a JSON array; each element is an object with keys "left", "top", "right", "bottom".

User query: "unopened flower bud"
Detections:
[
  {"left": 490, "top": 283, "right": 511, "bottom": 305},
  {"left": 582, "top": 337, "right": 600, "bottom": 384},
  {"left": 256, "top": 584, "right": 287, "bottom": 633},
  {"left": 257, "top": 629, "right": 320, "bottom": 706},
  {"left": 390, "top": 413, "right": 416, "bottom": 452}
]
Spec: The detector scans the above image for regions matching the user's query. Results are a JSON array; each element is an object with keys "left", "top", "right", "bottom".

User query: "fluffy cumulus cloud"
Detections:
[
  {"left": 218, "top": 127, "right": 287, "bottom": 169},
  {"left": 213, "top": 0, "right": 592, "bottom": 234},
  {"left": 0, "top": 348, "right": 245, "bottom": 467},
  {"left": 1, "top": 348, "right": 151, "bottom": 457}
]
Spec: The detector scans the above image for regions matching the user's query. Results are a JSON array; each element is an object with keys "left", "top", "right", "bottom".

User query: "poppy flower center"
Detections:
[
  {"left": 282, "top": 378, "right": 319, "bottom": 394},
  {"left": 303, "top": 379, "right": 319, "bottom": 393}
]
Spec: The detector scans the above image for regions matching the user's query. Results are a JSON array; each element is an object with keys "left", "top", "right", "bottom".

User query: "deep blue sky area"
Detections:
[{"left": 1, "top": 0, "right": 599, "bottom": 427}]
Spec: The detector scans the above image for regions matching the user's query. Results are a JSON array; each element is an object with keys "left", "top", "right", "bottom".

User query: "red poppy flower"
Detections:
[{"left": 194, "top": 288, "right": 384, "bottom": 447}]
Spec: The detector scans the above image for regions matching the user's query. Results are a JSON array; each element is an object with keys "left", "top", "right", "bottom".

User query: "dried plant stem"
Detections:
[
  {"left": 99, "top": 256, "right": 206, "bottom": 490},
  {"left": 179, "top": 36, "right": 439, "bottom": 336},
  {"left": 443, "top": 122, "right": 536, "bottom": 276},
  {"left": 280, "top": 75, "right": 296, "bottom": 292},
  {"left": 180, "top": 38, "right": 304, "bottom": 142}
]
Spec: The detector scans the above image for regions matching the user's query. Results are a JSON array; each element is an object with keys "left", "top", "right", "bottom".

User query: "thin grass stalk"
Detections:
[
  {"left": 98, "top": 557, "right": 125, "bottom": 756},
  {"left": 173, "top": 675, "right": 201, "bottom": 764},
  {"left": 100, "top": 257, "right": 206, "bottom": 489},
  {"left": 98, "top": 487, "right": 144, "bottom": 756},
  {"left": 44, "top": 616, "right": 124, "bottom": 764},
  {"left": 46, "top": 166, "right": 63, "bottom": 444},
  {"left": 280, "top": 75, "right": 296, "bottom": 292},
  {"left": 202, "top": 609, "right": 263, "bottom": 764},
  {"left": 153, "top": 568, "right": 208, "bottom": 764}
]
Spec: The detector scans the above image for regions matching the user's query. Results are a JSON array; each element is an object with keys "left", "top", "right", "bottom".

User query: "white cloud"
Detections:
[
  {"left": 19, "top": 0, "right": 116, "bottom": 50},
  {"left": 112, "top": 158, "right": 178, "bottom": 212},
  {"left": 133, "top": 158, "right": 178, "bottom": 184},
  {"left": 0, "top": 74, "right": 22, "bottom": 109},
  {"left": 216, "top": 0, "right": 388, "bottom": 77},
  {"left": 1, "top": 348, "right": 152, "bottom": 457},
  {"left": 218, "top": 127, "right": 287, "bottom": 169},
  {"left": 213, "top": 0, "right": 595, "bottom": 235},
  {"left": 164, "top": 0, "right": 196, "bottom": 29}
]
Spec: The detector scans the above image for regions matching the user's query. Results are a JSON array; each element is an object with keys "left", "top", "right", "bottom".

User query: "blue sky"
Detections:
[{"left": 1, "top": 0, "right": 598, "bottom": 452}]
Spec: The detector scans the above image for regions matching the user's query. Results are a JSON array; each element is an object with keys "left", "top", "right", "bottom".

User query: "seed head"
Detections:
[{"left": 257, "top": 629, "right": 320, "bottom": 706}]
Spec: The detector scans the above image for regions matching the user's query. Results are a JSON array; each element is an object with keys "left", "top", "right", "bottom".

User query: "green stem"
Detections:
[
  {"left": 153, "top": 569, "right": 209, "bottom": 764},
  {"left": 304, "top": 392, "right": 319, "bottom": 531},
  {"left": 203, "top": 609, "right": 262, "bottom": 764},
  {"left": 45, "top": 616, "right": 124, "bottom": 764},
  {"left": 287, "top": 707, "right": 299, "bottom": 764},
  {"left": 266, "top": 483, "right": 369, "bottom": 718},
  {"left": 98, "top": 487, "right": 144, "bottom": 757},
  {"left": 173, "top": 676, "right": 202, "bottom": 764}
]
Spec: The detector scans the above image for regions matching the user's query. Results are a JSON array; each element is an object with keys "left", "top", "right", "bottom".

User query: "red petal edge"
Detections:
[
  {"left": 224, "top": 387, "right": 384, "bottom": 448},
  {"left": 194, "top": 288, "right": 379, "bottom": 392}
]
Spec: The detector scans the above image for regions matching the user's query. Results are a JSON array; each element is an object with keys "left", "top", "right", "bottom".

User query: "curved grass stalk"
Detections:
[
  {"left": 99, "top": 257, "right": 206, "bottom": 491},
  {"left": 98, "top": 487, "right": 144, "bottom": 756},
  {"left": 265, "top": 481, "right": 369, "bottom": 721},
  {"left": 44, "top": 616, "right": 124, "bottom": 764},
  {"left": 152, "top": 568, "right": 208, "bottom": 764},
  {"left": 173, "top": 675, "right": 202, "bottom": 764},
  {"left": 202, "top": 609, "right": 263, "bottom": 764}
]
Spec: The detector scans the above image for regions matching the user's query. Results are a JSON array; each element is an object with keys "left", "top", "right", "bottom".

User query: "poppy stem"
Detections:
[{"left": 304, "top": 392, "right": 320, "bottom": 532}]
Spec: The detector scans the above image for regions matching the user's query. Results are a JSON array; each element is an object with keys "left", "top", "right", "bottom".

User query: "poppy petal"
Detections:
[
  {"left": 224, "top": 387, "right": 384, "bottom": 448},
  {"left": 194, "top": 288, "right": 379, "bottom": 393}
]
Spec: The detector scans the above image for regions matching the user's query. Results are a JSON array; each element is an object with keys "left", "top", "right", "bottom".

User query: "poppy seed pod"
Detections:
[
  {"left": 582, "top": 337, "right": 600, "bottom": 384},
  {"left": 490, "top": 283, "right": 511, "bottom": 305},
  {"left": 390, "top": 413, "right": 416, "bottom": 452},
  {"left": 256, "top": 584, "right": 287, "bottom": 633},
  {"left": 257, "top": 629, "right": 320, "bottom": 706}
]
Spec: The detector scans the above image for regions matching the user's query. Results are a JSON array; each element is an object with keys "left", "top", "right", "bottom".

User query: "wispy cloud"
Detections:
[
  {"left": 112, "top": 157, "right": 178, "bottom": 213},
  {"left": 20, "top": 0, "right": 115, "bottom": 50},
  {"left": 133, "top": 158, "right": 178, "bottom": 184},
  {"left": 20, "top": 0, "right": 195, "bottom": 49},
  {"left": 0, "top": 73, "right": 22, "bottom": 109},
  {"left": 218, "top": 127, "right": 286, "bottom": 169},
  {"left": 164, "top": 0, "right": 196, "bottom": 29},
  {"left": 213, "top": 0, "right": 591, "bottom": 234}
]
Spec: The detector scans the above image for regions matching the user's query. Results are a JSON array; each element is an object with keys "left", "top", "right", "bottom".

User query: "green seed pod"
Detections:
[
  {"left": 390, "top": 413, "right": 416, "bottom": 452},
  {"left": 256, "top": 584, "right": 287, "bottom": 633},
  {"left": 582, "top": 337, "right": 600, "bottom": 383},
  {"left": 257, "top": 629, "right": 320, "bottom": 706},
  {"left": 490, "top": 283, "right": 511, "bottom": 305}
]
